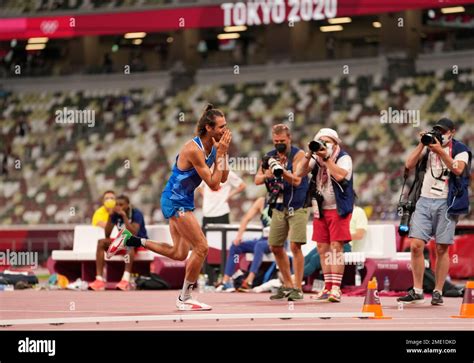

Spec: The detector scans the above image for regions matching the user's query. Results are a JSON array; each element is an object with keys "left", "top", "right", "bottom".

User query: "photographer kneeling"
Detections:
[
  {"left": 255, "top": 124, "right": 309, "bottom": 301},
  {"left": 397, "top": 118, "right": 471, "bottom": 306},
  {"left": 298, "top": 128, "right": 354, "bottom": 303}
]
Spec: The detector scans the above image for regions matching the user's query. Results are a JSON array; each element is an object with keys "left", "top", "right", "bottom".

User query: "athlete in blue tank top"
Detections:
[
  {"left": 161, "top": 136, "right": 217, "bottom": 218},
  {"left": 107, "top": 104, "right": 231, "bottom": 311}
]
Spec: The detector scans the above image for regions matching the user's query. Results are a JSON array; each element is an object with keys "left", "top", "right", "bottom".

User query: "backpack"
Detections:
[{"left": 135, "top": 273, "right": 170, "bottom": 290}]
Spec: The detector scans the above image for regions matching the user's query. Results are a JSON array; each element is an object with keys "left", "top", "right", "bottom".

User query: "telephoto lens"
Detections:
[
  {"left": 268, "top": 158, "right": 284, "bottom": 178},
  {"left": 309, "top": 140, "right": 326, "bottom": 153}
]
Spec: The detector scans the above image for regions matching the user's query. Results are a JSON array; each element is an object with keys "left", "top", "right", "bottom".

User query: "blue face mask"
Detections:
[{"left": 275, "top": 143, "right": 287, "bottom": 153}]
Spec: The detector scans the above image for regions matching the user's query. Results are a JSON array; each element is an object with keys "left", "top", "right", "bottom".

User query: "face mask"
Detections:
[
  {"left": 326, "top": 143, "right": 334, "bottom": 157},
  {"left": 275, "top": 143, "right": 287, "bottom": 153},
  {"left": 442, "top": 134, "right": 452, "bottom": 146},
  {"left": 104, "top": 199, "right": 116, "bottom": 209}
]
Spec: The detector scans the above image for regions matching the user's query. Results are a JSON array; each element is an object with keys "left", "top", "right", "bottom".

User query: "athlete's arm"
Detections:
[
  {"left": 190, "top": 130, "right": 231, "bottom": 191},
  {"left": 105, "top": 215, "right": 114, "bottom": 238},
  {"left": 233, "top": 197, "right": 265, "bottom": 245}
]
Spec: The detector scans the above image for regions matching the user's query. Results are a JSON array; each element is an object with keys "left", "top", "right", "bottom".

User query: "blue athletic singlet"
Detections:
[{"left": 161, "top": 136, "right": 217, "bottom": 219}]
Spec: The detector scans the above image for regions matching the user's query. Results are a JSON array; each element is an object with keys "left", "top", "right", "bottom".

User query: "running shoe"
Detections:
[
  {"left": 115, "top": 280, "right": 130, "bottom": 291},
  {"left": 431, "top": 290, "right": 444, "bottom": 306},
  {"left": 216, "top": 282, "right": 235, "bottom": 293},
  {"left": 88, "top": 279, "right": 106, "bottom": 291},
  {"left": 176, "top": 296, "right": 212, "bottom": 311},
  {"left": 287, "top": 288, "right": 304, "bottom": 301},
  {"left": 397, "top": 288, "right": 425, "bottom": 304},
  {"left": 313, "top": 289, "right": 330, "bottom": 302},
  {"left": 106, "top": 228, "right": 132, "bottom": 258},
  {"left": 328, "top": 286, "right": 342, "bottom": 303},
  {"left": 237, "top": 280, "right": 253, "bottom": 292},
  {"left": 269, "top": 286, "right": 292, "bottom": 300}
]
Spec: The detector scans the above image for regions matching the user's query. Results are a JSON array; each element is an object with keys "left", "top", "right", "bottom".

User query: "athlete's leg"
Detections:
[
  {"left": 140, "top": 219, "right": 190, "bottom": 261},
  {"left": 96, "top": 238, "right": 112, "bottom": 277}
]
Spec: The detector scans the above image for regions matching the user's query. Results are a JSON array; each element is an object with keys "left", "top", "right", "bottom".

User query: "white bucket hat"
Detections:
[{"left": 314, "top": 128, "right": 341, "bottom": 144}]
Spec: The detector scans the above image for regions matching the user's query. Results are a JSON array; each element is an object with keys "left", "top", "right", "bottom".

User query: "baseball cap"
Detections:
[
  {"left": 434, "top": 118, "right": 455, "bottom": 132},
  {"left": 314, "top": 128, "right": 341, "bottom": 144}
]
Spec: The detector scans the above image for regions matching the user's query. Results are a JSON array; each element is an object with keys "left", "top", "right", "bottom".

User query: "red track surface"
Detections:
[{"left": 0, "top": 290, "right": 472, "bottom": 331}]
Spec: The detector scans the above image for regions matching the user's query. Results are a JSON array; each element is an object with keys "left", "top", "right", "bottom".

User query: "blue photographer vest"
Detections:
[{"left": 266, "top": 146, "right": 309, "bottom": 211}]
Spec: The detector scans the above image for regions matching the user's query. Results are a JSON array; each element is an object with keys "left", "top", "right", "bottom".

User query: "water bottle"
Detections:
[
  {"left": 383, "top": 276, "right": 390, "bottom": 292},
  {"left": 198, "top": 274, "right": 206, "bottom": 294},
  {"left": 355, "top": 269, "right": 361, "bottom": 287}
]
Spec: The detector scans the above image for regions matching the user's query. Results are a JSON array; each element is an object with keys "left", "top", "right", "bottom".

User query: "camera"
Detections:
[
  {"left": 266, "top": 178, "right": 284, "bottom": 206},
  {"left": 398, "top": 200, "right": 416, "bottom": 236},
  {"left": 309, "top": 140, "right": 327, "bottom": 153},
  {"left": 421, "top": 129, "right": 443, "bottom": 146},
  {"left": 262, "top": 156, "right": 284, "bottom": 178}
]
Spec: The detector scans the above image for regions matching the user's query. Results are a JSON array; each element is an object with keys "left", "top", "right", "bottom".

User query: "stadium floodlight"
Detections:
[
  {"left": 26, "top": 43, "right": 46, "bottom": 50},
  {"left": 124, "top": 32, "right": 147, "bottom": 39},
  {"left": 28, "top": 37, "right": 48, "bottom": 44},
  {"left": 372, "top": 21, "right": 382, "bottom": 28},
  {"left": 224, "top": 25, "right": 247, "bottom": 32},
  {"left": 217, "top": 33, "right": 240, "bottom": 40},
  {"left": 320, "top": 25, "right": 343, "bottom": 32},
  {"left": 441, "top": 6, "right": 465, "bottom": 14},
  {"left": 328, "top": 17, "right": 351, "bottom": 25}
]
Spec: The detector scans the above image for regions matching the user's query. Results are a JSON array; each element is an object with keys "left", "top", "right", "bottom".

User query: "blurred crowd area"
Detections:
[{"left": 1, "top": 65, "right": 473, "bottom": 225}]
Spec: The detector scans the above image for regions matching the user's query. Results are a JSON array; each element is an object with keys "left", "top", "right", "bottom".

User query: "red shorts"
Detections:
[{"left": 312, "top": 209, "right": 352, "bottom": 243}]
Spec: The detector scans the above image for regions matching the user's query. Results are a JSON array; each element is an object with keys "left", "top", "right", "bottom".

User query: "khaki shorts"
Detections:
[{"left": 268, "top": 208, "right": 308, "bottom": 247}]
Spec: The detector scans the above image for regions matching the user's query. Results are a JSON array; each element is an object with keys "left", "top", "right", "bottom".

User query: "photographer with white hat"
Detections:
[{"left": 297, "top": 128, "right": 354, "bottom": 303}]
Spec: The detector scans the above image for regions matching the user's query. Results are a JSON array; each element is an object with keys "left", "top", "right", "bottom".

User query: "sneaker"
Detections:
[
  {"left": 115, "top": 280, "right": 130, "bottom": 291},
  {"left": 270, "top": 286, "right": 292, "bottom": 300},
  {"left": 216, "top": 282, "right": 235, "bottom": 293},
  {"left": 287, "top": 288, "right": 304, "bottom": 301},
  {"left": 106, "top": 228, "right": 132, "bottom": 258},
  {"left": 237, "top": 280, "right": 253, "bottom": 292},
  {"left": 176, "top": 296, "right": 212, "bottom": 311},
  {"left": 313, "top": 288, "right": 330, "bottom": 302},
  {"left": 328, "top": 286, "right": 342, "bottom": 303},
  {"left": 397, "top": 288, "right": 425, "bottom": 304},
  {"left": 88, "top": 279, "right": 106, "bottom": 291},
  {"left": 431, "top": 290, "right": 444, "bottom": 306}
]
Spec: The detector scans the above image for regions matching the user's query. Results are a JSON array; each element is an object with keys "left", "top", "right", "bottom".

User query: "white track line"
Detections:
[{"left": 0, "top": 312, "right": 373, "bottom": 326}]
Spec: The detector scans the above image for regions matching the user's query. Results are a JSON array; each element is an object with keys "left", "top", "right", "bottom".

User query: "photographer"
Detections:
[
  {"left": 397, "top": 118, "right": 471, "bottom": 306},
  {"left": 297, "top": 128, "right": 354, "bottom": 303},
  {"left": 255, "top": 124, "right": 309, "bottom": 301}
]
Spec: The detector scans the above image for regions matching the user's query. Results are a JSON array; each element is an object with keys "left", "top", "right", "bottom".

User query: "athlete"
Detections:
[{"left": 107, "top": 104, "right": 231, "bottom": 311}]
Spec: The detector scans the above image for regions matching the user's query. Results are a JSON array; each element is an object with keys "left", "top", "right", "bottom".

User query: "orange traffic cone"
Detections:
[
  {"left": 452, "top": 281, "right": 474, "bottom": 319},
  {"left": 362, "top": 277, "right": 391, "bottom": 319}
]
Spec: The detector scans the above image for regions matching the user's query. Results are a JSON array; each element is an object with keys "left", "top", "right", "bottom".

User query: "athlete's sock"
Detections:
[
  {"left": 95, "top": 275, "right": 104, "bottom": 282},
  {"left": 323, "top": 274, "right": 333, "bottom": 291},
  {"left": 414, "top": 287, "right": 424, "bottom": 295},
  {"left": 122, "top": 271, "right": 130, "bottom": 282},
  {"left": 179, "top": 280, "right": 195, "bottom": 301},
  {"left": 126, "top": 235, "right": 144, "bottom": 247},
  {"left": 331, "top": 273, "right": 343, "bottom": 289}
]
